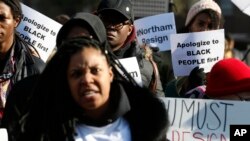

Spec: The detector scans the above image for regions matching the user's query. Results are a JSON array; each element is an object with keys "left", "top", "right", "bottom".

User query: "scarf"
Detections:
[{"left": 0, "top": 46, "right": 15, "bottom": 119}]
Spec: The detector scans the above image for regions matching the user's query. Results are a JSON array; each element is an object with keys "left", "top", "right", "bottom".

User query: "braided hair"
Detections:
[{"left": 19, "top": 37, "right": 138, "bottom": 140}]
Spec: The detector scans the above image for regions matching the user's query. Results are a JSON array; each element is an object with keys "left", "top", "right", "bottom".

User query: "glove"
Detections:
[{"left": 188, "top": 66, "right": 206, "bottom": 90}]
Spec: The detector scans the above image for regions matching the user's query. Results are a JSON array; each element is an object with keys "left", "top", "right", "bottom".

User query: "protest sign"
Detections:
[
  {"left": 231, "top": 0, "right": 250, "bottom": 16},
  {"left": 161, "top": 97, "right": 250, "bottom": 141},
  {"left": 0, "top": 128, "right": 8, "bottom": 141},
  {"left": 16, "top": 3, "right": 62, "bottom": 62},
  {"left": 134, "top": 13, "right": 176, "bottom": 51},
  {"left": 170, "top": 29, "right": 225, "bottom": 76},
  {"left": 117, "top": 57, "right": 142, "bottom": 86}
]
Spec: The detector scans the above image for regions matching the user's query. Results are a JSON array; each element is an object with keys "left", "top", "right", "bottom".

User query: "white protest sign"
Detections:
[
  {"left": 231, "top": 0, "right": 250, "bottom": 16},
  {"left": 117, "top": 57, "right": 142, "bottom": 86},
  {"left": 161, "top": 97, "right": 250, "bottom": 141},
  {"left": 171, "top": 29, "right": 225, "bottom": 76},
  {"left": 0, "top": 128, "right": 8, "bottom": 141},
  {"left": 134, "top": 12, "right": 176, "bottom": 51},
  {"left": 16, "top": 3, "right": 62, "bottom": 62}
]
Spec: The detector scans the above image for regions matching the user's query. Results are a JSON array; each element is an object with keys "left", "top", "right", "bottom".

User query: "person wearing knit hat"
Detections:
[
  {"left": 206, "top": 58, "right": 250, "bottom": 101},
  {"left": 185, "top": 0, "right": 221, "bottom": 26},
  {"left": 164, "top": 0, "right": 224, "bottom": 98},
  {"left": 179, "top": 0, "right": 223, "bottom": 33}
]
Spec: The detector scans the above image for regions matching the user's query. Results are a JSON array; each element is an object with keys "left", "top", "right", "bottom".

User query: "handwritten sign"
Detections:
[
  {"left": 161, "top": 97, "right": 250, "bottom": 141},
  {"left": 117, "top": 57, "right": 142, "bottom": 86},
  {"left": 134, "top": 13, "right": 176, "bottom": 51},
  {"left": 170, "top": 29, "right": 225, "bottom": 76},
  {"left": 16, "top": 3, "right": 62, "bottom": 62}
]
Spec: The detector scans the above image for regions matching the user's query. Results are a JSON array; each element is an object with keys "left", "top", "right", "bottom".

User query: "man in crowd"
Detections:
[{"left": 96, "top": 0, "right": 164, "bottom": 96}]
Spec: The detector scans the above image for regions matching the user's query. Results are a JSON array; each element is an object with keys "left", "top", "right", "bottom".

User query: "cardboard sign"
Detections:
[
  {"left": 134, "top": 13, "right": 176, "bottom": 51},
  {"left": 117, "top": 57, "right": 142, "bottom": 86},
  {"left": 161, "top": 97, "right": 250, "bottom": 141},
  {"left": 16, "top": 3, "right": 62, "bottom": 62},
  {"left": 170, "top": 29, "right": 225, "bottom": 76}
]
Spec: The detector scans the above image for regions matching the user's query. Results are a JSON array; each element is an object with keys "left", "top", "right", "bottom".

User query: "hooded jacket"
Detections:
[{"left": 56, "top": 12, "right": 107, "bottom": 47}]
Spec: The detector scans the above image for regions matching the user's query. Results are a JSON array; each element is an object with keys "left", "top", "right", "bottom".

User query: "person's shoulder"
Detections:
[
  {"left": 14, "top": 36, "right": 45, "bottom": 73},
  {"left": 119, "top": 80, "right": 169, "bottom": 140},
  {"left": 31, "top": 55, "right": 45, "bottom": 66},
  {"left": 25, "top": 54, "right": 45, "bottom": 73},
  {"left": 5, "top": 75, "right": 39, "bottom": 102}
]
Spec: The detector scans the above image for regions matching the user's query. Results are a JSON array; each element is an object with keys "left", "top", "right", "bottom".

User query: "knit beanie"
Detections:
[
  {"left": 206, "top": 58, "right": 250, "bottom": 97},
  {"left": 185, "top": 0, "right": 221, "bottom": 26}
]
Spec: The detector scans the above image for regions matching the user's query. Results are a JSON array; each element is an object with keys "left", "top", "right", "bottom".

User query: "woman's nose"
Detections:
[
  {"left": 200, "top": 25, "right": 210, "bottom": 31},
  {"left": 80, "top": 72, "right": 93, "bottom": 84}
]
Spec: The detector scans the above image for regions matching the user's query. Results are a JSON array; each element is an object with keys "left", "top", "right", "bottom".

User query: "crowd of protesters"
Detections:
[{"left": 0, "top": 0, "right": 249, "bottom": 140}]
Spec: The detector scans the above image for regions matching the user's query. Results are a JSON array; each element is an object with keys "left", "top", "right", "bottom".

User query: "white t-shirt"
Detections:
[{"left": 74, "top": 117, "right": 131, "bottom": 141}]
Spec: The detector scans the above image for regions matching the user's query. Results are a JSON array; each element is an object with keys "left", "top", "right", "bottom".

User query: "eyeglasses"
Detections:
[{"left": 104, "top": 20, "right": 131, "bottom": 31}]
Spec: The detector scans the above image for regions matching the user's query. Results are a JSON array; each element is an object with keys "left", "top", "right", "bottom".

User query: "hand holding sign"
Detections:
[{"left": 188, "top": 66, "right": 206, "bottom": 90}]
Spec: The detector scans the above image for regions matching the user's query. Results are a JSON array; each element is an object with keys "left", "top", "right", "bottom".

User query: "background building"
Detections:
[{"left": 132, "top": 0, "right": 170, "bottom": 18}]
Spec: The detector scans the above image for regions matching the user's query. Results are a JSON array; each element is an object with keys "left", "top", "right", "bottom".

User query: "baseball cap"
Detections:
[{"left": 97, "top": 0, "right": 134, "bottom": 21}]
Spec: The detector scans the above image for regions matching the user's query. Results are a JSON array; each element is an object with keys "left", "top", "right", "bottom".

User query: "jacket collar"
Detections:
[{"left": 77, "top": 80, "right": 131, "bottom": 127}]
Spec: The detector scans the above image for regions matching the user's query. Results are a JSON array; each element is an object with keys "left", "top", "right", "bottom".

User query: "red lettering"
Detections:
[
  {"left": 172, "top": 130, "right": 180, "bottom": 141},
  {"left": 209, "top": 133, "right": 217, "bottom": 141},
  {"left": 170, "top": 130, "right": 227, "bottom": 141},
  {"left": 193, "top": 132, "right": 205, "bottom": 141},
  {"left": 220, "top": 134, "right": 227, "bottom": 141}
]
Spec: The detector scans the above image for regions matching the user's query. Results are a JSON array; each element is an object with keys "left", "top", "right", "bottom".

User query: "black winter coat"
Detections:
[
  {"left": 12, "top": 35, "right": 45, "bottom": 83},
  {"left": 17, "top": 80, "right": 169, "bottom": 141},
  {"left": 0, "top": 35, "right": 45, "bottom": 139}
]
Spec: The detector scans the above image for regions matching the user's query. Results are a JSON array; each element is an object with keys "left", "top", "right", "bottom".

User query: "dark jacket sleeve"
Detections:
[{"left": 1, "top": 75, "right": 39, "bottom": 141}]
